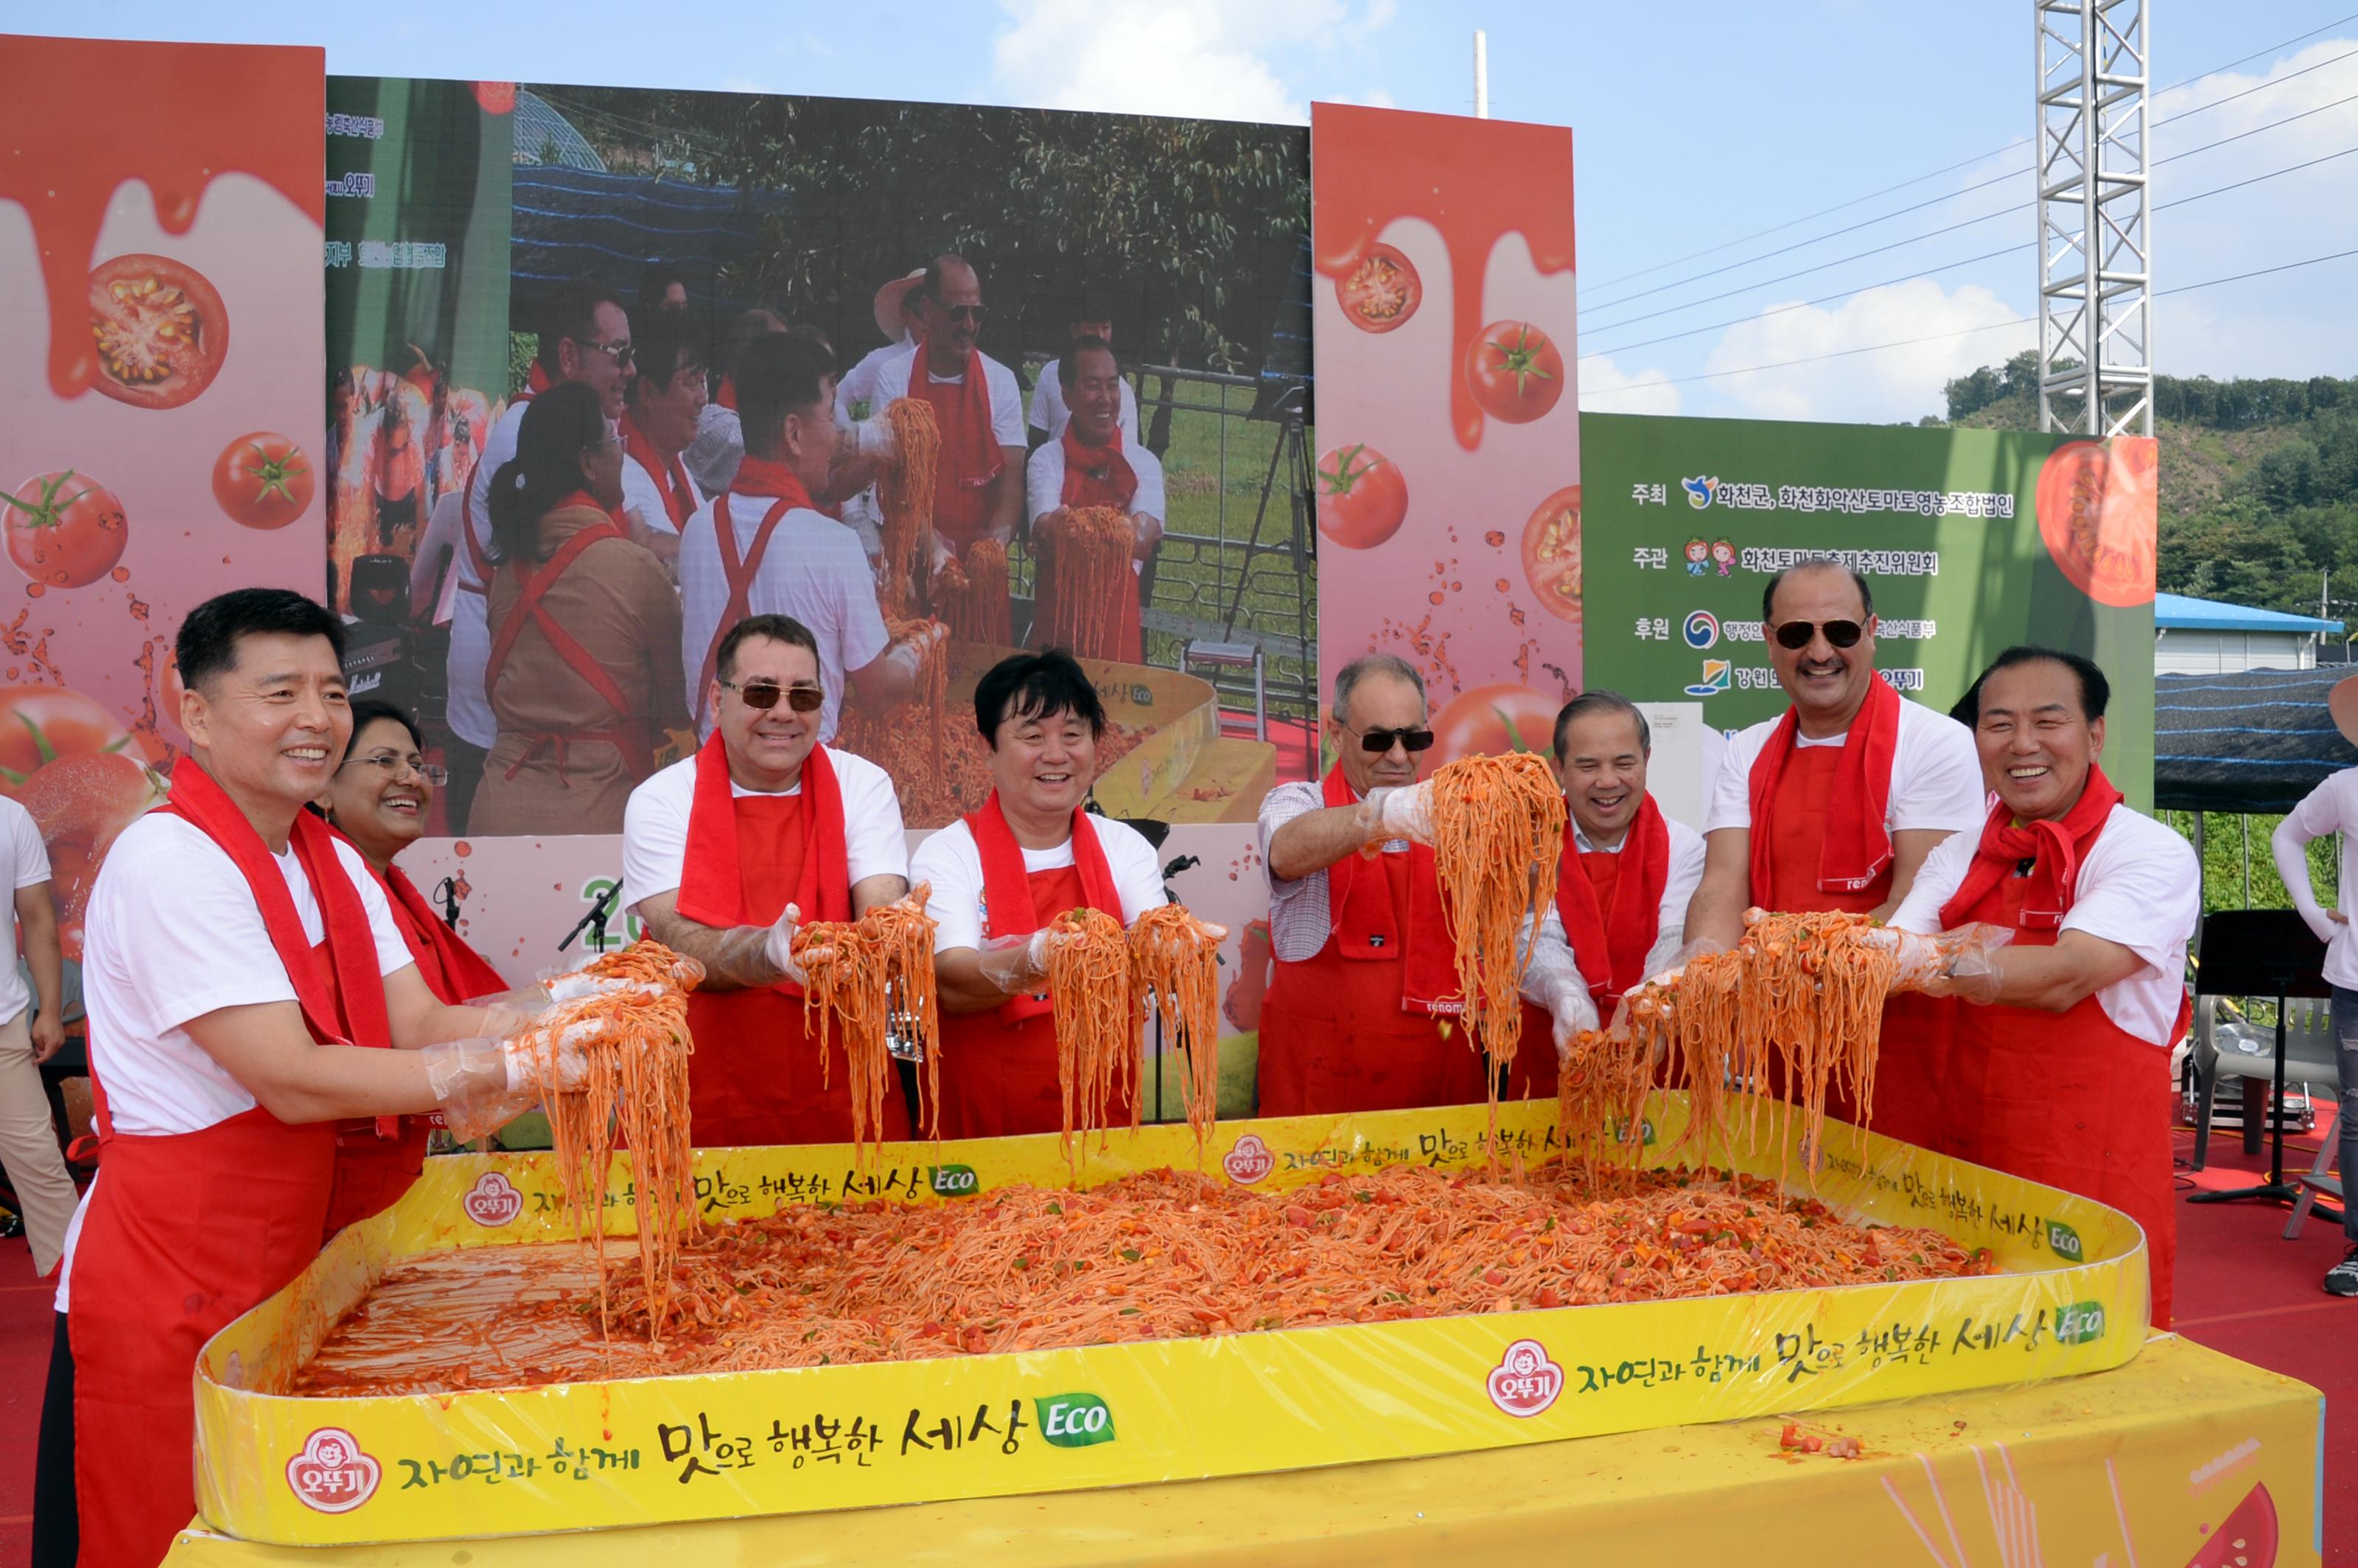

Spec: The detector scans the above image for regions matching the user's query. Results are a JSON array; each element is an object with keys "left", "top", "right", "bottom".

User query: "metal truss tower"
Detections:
[{"left": 2037, "top": 0, "right": 2153, "bottom": 436}]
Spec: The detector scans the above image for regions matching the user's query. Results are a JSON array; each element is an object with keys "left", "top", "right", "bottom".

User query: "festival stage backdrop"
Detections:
[
  {"left": 1581, "top": 414, "right": 2160, "bottom": 807},
  {"left": 0, "top": 33, "right": 326, "bottom": 957},
  {"left": 1308, "top": 103, "right": 1580, "bottom": 767}
]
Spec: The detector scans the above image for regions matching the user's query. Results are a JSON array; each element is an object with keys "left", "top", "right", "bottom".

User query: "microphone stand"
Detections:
[
  {"left": 559, "top": 882, "right": 619, "bottom": 956},
  {"left": 431, "top": 875, "right": 462, "bottom": 931}
]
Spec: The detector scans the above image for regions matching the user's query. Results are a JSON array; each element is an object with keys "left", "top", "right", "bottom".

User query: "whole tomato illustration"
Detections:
[
  {"left": 2035, "top": 438, "right": 2158, "bottom": 608},
  {"left": 1336, "top": 242, "right": 1421, "bottom": 334},
  {"left": 1316, "top": 443, "right": 1409, "bottom": 550},
  {"left": 1466, "top": 321, "right": 1565, "bottom": 424},
  {"left": 1427, "top": 682, "right": 1563, "bottom": 768},
  {"left": 471, "top": 81, "right": 517, "bottom": 115},
  {"left": 21, "top": 751, "right": 167, "bottom": 962},
  {"left": 211, "top": 434, "right": 314, "bottom": 531},
  {"left": 87, "top": 253, "right": 229, "bottom": 410},
  {"left": 2, "top": 472, "right": 128, "bottom": 589},
  {"left": 0, "top": 685, "right": 153, "bottom": 791},
  {"left": 1519, "top": 486, "right": 1581, "bottom": 623}
]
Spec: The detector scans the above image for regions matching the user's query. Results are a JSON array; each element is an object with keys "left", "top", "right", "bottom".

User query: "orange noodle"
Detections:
[
  {"left": 878, "top": 397, "right": 940, "bottom": 620},
  {"left": 1128, "top": 903, "right": 1223, "bottom": 1156},
  {"left": 502, "top": 939, "right": 702, "bottom": 1340},
  {"left": 1046, "top": 906, "right": 1136, "bottom": 1161},
  {"left": 793, "top": 886, "right": 946, "bottom": 1164},
  {"left": 290, "top": 1161, "right": 1995, "bottom": 1394},
  {"left": 937, "top": 538, "right": 1012, "bottom": 646},
  {"left": 1030, "top": 505, "right": 1136, "bottom": 661}
]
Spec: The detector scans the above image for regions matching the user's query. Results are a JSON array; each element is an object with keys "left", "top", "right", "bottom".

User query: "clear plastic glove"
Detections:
[
  {"left": 882, "top": 622, "right": 948, "bottom": 682},
  {"left": 1860, "top": 923, "right": 2012, "bottom": 1003},
  {"left": 764, "top": 902, "right": 807, "bottom": 989},
  {"left": 976, "top": 928, "right": 1062, "bottom": 998},
  {"left": 1355, "top": 780, "right": 1435, "bottom": 847},
  {"left": 421, "top": 1032, "right": 577, "bottom": 1143},
  {"left": 1514, "top": 916, "right": 1597, "bottom": 1056},
  {"left": 1614, "top": 937, "right": 1725, "bottom": 1033},
  {"left": 852, "top": 411, "right": 899, "bottom": 462}
]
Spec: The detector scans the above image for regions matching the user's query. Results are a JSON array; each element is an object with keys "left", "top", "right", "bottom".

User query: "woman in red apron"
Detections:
[
  {"left": 469, "top": 382, "right": 687, "bottom": 836},
  {"left": 318, "top": 699, "right": 513, "bottom": 1233}
]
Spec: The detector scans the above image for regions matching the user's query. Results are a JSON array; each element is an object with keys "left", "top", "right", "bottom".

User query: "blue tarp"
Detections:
[{"left": 2156, "top": 665, "right": 2358, "bottom": 813}]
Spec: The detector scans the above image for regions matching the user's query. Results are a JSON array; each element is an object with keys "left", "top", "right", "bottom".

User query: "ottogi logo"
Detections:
[
  {"left": 1683, "top": 609, "right": 1720, "bottom": 649},
  {"left": 2045, "top": 1219, "right": 2084, "bottom": 1262},
  {"left": 1681, "top": 475, "right": 1719, "bottom": 510},
  {"left": 1036, "top": 1392, "right": 1117, "bottom": 1447},
  {"left": 463, "top": 1171, "right": 523, "bottom": 1228},
  {"left": 2055, "top": 1301, "right": 2107, "bottom": 1345},
  {"left": 1486, "top": 1339, "right": 1565, "bottom": 1418},
  {"left": 1222, "top": 1133, "right": 1275, "bottom": 1185},
  {"left": 930, "top": 1163, "right": 979, "bottom": 1197},
  {"left": 286, "top": 1427, "right": 380, "bottom": 1513}
]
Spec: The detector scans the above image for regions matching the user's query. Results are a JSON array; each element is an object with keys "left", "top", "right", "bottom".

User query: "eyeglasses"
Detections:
[
  {"left": 573, "top": 335, "right": 634, "bottom": 368},
  {"left": 937, "top": 304, "right": 987, "bottom": 324},
  {"left": 582, "top": 432, "right": 622, "bottom": 455},
  {"left": 1344, "top": 724, "right": 1435, "bottom": 755},
  {"left": 721, "top": 679, "right": 825, "bottom": 713},
  {"left": 341, "top": 751, "right": 448, "bottom": 785},
  {"left": 1770, "top": 618, "right": 1866, "bottom": 651}
]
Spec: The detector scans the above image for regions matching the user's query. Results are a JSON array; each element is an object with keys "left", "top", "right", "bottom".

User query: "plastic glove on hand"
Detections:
[
  {"left": 763, "top": 902, "right": 807, "bottom": 988},
  {"left": 1355, "top": 780, "right": 1435, "bottom": 848},
  {"left": 1863, "top": 923, "right": 2010, "bottom": 1003}
]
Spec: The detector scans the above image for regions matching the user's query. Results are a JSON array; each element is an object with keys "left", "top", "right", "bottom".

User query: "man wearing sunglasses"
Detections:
[
  {"left": 446, "top": 280, "right": 634, "bottom": 833},
  {"left": 623, "top": 613, "right": 919, "bottom": 1147},
  {"left": 873, "top": 254, "right": 1026, "bottom": 606},
  {"left": 1684, "top": 559, "right": 1983, "bottom": 1144},
  {"left": 1254, "top": 653, "right": 1489, "bottom": 1116}
]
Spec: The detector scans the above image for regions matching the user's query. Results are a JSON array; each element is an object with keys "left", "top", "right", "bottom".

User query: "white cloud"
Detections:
[
  {"left": 992, "top": 0, "right": 1380, "bottom": 124},
  {"left": 1698, "top": 278, "right": 2032, "bottom": 424},
  {"left": 1578, "top": 354, "right": 1682, "bottom": 417}
]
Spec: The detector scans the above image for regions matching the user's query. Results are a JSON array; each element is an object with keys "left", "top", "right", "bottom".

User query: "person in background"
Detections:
[
  {"left": 449, "top": 280, "right": 635, "bottom": 834},
  {"left": 684, "top": 306, "right": 788, "bottom": 500},
  {"left": 875, "top": 255, "right": 1025, "bottom": 592},
  {"left": 624, "top": 614, "right": 914, "bottom": 1145},
  {"left": 638, "top": 261, "right": 689, "bottom": 323},
  {"left": 1028, "top": 298, "right": 1141, "bottom": 446},
  {"left": 0, "top": 783, "right": 73, "bottom": 1275},
  {"left": 471, "top": 382, "right": 684, "bottom": 836},
  {"left": 1510, "top": 690, "right": 1707, "bottom": 1100},
  {"left": 371, "top": 385, "right": 426, "bottom": 550},
  {"left": 619, "top": 312, "right": 708, "bottom": 567},
  {"left": 1024, "top": 337, "right": 1164, "bottom": 663},
  {"left": 1255, "top": 654, "right": 1488, "bottom": 1114},
  {"left": 1885, "top": 647, "right": 2198, "bottom": 1326},
  {"left": 1682, "top": 559, "right": 1983, "bottom": 1147},
  {"left": 911, "top": 650, "right": 1203, "bottom": 1138},
  {"left": 832, "top": 267, "right": 928, "bottom": 567},
  {"left": 678, "top": 332, "right": 938, "bottom": 745},
  {"left": 2270, "top": 671, "right": 2358, "bottom": 1298}
]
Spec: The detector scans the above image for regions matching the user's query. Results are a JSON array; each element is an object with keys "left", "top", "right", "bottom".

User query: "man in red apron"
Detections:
[
  {"left": 1255, "top": 653, "right": 1490, "bottom": 1116},
  {"left": 1023, "top": 338, "right": 1165, "bottom": 664},
  {"left": 1511, "top": 691, "right": 1707, "bottom": 1100},
  {"left": 1884, "top": 646, "right": 2197, "bottom": 1327},
  {"left": 626, "top": 613, "right": 917, "bottom": 1147},
  {"left": 885, "top": 254, "right": 1025, "bottom": 617},
  {"left": 619, "top": 312, "right": 708, "bottom": 565},
  {"left": 911, "top": 651, "right": 1197, "bottom": 1138},
  {"left": 1683, "top": 559, "right": 1984, "bottom": 1144},
  {"left": 55, "top": 588, "right": 573, "bottom": 1568}
]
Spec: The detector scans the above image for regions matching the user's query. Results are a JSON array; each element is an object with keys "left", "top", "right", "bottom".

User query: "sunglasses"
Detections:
[
  {"left": 721, "top": 679, "right": 824, "bottom": 713},
  {"left": 937, "top": 304, "right": 987, "bottom": 324},
  {"left": 1771, "top": 618, "right": 1865, "bottom": 651},
  {"left": 1347, "top": 724, "right": 1435, "bottom": 755}
]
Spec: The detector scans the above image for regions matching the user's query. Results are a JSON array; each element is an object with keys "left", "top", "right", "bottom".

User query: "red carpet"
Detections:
[{"left": 0, "top": 1118, "right": 2346, "bottom": 1564}]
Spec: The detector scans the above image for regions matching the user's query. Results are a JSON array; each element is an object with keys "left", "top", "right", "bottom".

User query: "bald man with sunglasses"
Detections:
[
  {"left": 623, "top": 613, "right": 917, "bottom": 1147},
  {"left": 1682, "top": 559, "right": 1983, "bottom": 1144},
  {"left": 1254, "top": 654, "right": 1490, "bottom": 1116}
]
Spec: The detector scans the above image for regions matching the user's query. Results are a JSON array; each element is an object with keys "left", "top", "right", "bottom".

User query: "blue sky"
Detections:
[{"left": 9, "top": 0, "right": 2353, "bottom": 424}]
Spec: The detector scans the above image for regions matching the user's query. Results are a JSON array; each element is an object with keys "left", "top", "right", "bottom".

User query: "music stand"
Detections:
[{"left": 2187, "top": 909, "right": 2331, "bottom": 1208}]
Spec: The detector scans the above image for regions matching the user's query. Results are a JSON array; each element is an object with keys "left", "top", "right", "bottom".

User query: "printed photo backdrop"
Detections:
[{"left": 0, "top": 33, "right": 326, "bottom": 959}]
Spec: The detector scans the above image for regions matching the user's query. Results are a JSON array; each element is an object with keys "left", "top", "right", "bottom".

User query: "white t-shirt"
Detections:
[
  {"left": 1026, "top": 438, "right": 1168, "bottom": 575},
  {"left": 1705, "top": 693, "right": 1984, "bottom": 841},
  {"left": 909, "top": 815, "right": 1167, "bottom": 954},
  {"left": 869, "top": 345, "right": 1025, "bottom": 449},
  {"left": 449, "top": 396, "right": 531, "bottom": 748},
  {"left": 0, "top": 796, "right": 52, "bottom": 1026},
  {"left": 2275, "top": 768, "right": 2358, "bottom": 990},
  {"left": 621, "top": 445, "right": 705, "bottom": 537},
  {"left": 620, "top": 746, "right": 909, "bottom": 912},
  {"left": 1539, "top": 811, "right": 1709, "bottom": 984},
  {"left": 1028, "top": 363, "right": 1142, "bottom": 444},
  {"left": 1891, "top": 802, "right": 2198, "bottom": 1048},
  {"left": 676, "top": 493, "right": 890, "bottom": 744},
  {"left": 837, "top": 340, "right": 912, "bottom": 426}
]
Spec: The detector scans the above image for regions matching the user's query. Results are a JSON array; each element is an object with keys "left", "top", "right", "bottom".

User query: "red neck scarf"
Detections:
[
  {"left": 908, "top": 337, "right": 1001, "bottom": 538},
  {"left": 373, "top": 858, "right": 508, "bottom": 1004},
  {"left": 1319, "top": 763, "right": 1460, "bottom": 1015},
  {"left": 164, "top": 761, "right": 392, "bottom": 1126},
  {"left": 1058, "top": 423, "right": 1138, "bottom": 509},
  {"left": 1747, "top": 674, "right": 1903, "bottom": 897},
  {"left": 1939, "top": 763, "right": 2122, "bottom": 931},
  {"left": 1556, "top": 794, "right": 1672, "bottom": 1012},
  {"left": 967, "top": 791, "right": 1121, "bottom": 1024},
  {"left": 522, "top": 362, "right": 552, "bottom": 396},
  {"left": 693, "top": 460, "right": 816, "bottom": 724},
  {"left": 674, "top": 729, "right": 853, "bottom": 936},
  {"left": 729, "top": 455, "right": 814, "bottom": 506},
  {"left": 621, "top": 410, "right": 696, "bottom": 529},
  {"left": 715, "top": 374, "right": 738, "bottom": 413}
]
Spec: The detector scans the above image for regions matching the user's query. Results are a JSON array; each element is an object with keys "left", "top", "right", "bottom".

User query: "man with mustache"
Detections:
[
  {"left": 1883, "top": 646, "right": 2197, "bottom": 1325},
  {"left": 1683, "top": 559, "right": 1983, "bottom": 1147}
]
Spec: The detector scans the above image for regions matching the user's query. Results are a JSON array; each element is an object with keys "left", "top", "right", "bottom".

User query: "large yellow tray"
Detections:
[{"left": 194, "top": 1096, "right": 2149, "bottom": 1546}]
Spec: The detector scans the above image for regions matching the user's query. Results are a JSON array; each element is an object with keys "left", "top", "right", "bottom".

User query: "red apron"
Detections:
[
  {"left": 1031, "top": 427, "right": 1143, "bottom": 663},
  {"left": 677, "top": 739, "right": 908, "bottom": 1148},
  {"left": 936, "top": 798, "right": 1131, "bottom": 1140},
  {"left": 485, "top": 502, "right": 653, "bottom": 785},
  {"left": 1259, "top": 769, "right": 1485, "bottom": 1117},
  {"left": 72, "top": 769, "right": 386, "bottom": 1568},
  {"left": 1942, "top": 853, "right": 2186, "bottom": 1329},
  {"left": 906, "top": 339, "right": 1003, "bottom": 550},
  {"left": 691, "top": 461, "right": 812, "bottom": 729},
  {"left": 1509, "top": 852, "right": 1620, "bottom": 1102}
]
